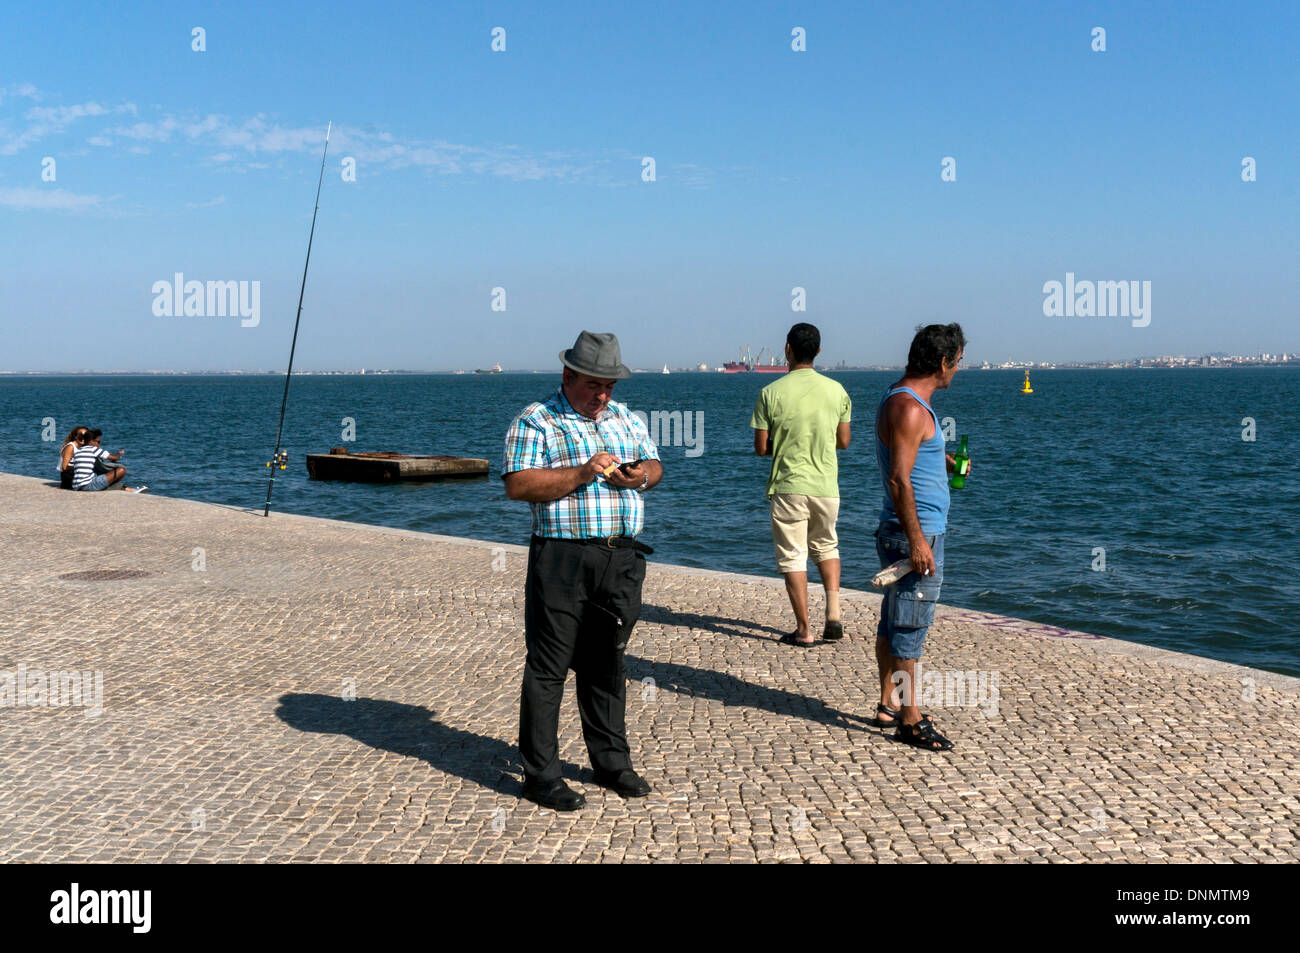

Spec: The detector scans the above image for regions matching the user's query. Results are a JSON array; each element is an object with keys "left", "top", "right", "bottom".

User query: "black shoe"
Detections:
[
  {"left": 822, "top": 620, "right": 844, "bottom": 641},
  {"left": 592, "top": 768, "right": 652, "bottom": 798},
  {"left": 521, "top": 777, "right": 586, "bottom": 811},
  {"left": 895, "top": 716, "right": 955, "bottom": 752}
]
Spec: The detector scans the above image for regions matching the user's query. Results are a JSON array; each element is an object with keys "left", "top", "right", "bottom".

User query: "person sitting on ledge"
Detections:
[
  {"left": 58, "top": 425, "right": 88, "bottom": 489},
  {"left": 72, "top": 429, "right": 144, "bottom": 492}
]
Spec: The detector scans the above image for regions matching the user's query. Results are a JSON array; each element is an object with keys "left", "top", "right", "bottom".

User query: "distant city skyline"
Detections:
[
  {"left": 4, "top": 347, "right": 1296, "bottom": 377},
  {"left": 3, "top": 2, "right": 1296, "bottom": 371}
]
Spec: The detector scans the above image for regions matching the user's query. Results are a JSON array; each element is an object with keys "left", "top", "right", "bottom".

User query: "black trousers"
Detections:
[{"left": 519, "top": 536, "right": 646, "bottom": 783}]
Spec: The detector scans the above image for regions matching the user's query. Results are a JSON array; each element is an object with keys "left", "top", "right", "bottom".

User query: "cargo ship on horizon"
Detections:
[
  {"left": 723, "top": 345, "right": 786, "bottom": 373},
  {"left": 752, "top": 346, "right": 786, "bottom": 373}
]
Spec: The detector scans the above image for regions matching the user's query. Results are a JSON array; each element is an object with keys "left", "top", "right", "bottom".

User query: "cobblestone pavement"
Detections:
[{"left": 1, "top": 473, "right": 1297, "bottom": 863}]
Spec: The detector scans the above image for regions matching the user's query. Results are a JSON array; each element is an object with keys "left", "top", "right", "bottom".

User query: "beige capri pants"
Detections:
[{"left": 769, "top": 493, "right": 840, "bottom": 573}]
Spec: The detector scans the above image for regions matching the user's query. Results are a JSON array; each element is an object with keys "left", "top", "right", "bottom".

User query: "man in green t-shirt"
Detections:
[{"left": 750, "top": 323, "right": 852, "bottom": 646}]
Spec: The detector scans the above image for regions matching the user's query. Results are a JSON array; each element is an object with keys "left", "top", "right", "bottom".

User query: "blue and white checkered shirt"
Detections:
[{"left": 503, "top": 387, "right": 660, "bottom": 539}]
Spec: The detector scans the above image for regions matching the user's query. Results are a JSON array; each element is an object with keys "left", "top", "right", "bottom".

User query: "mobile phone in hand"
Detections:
[{"left": 617, "top": 459, "right": 644, "bottom": 474}]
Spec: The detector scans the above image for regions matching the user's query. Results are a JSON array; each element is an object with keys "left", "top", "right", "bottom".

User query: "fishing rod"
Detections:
[{"left": 263, "top": 121, "right": 331, "bottom": 517}]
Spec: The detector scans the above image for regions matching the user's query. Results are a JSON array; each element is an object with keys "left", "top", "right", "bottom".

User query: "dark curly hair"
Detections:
[{"left": 906, "top": 323, "right": 967, "bottom": 376}]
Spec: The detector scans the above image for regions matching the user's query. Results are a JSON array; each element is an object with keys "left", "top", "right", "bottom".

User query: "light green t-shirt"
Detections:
[{"left": 750, "top": 368, "right": 852, "bottom": 498}]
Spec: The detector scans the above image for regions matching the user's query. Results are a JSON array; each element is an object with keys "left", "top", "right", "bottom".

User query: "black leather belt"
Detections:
[{"left": 534, "top": 534, "right": 654, "bottom": 555}]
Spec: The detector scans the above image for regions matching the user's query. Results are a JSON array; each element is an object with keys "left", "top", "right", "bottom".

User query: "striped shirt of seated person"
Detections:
[{"left": 72, "top": 429, "right": 140, "bottom": 492}]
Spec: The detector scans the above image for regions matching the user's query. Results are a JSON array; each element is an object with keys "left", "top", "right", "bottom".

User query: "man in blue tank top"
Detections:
[{"left": 872, "top": 323, "right": 966, "bottom": 751}]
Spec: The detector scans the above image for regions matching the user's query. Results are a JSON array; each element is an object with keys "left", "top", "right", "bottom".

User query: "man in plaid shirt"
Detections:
[{"left": 503, "top": 331, "right": 663, "bottom": 811}]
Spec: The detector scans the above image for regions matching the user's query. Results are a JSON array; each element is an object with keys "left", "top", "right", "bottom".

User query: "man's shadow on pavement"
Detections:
[
  {"left": 640, "top": 604, "right": 789, "bottom": 641},
  {"left": 275, "top": 693, "right": 582, "bottom": 796},
  {"left": 277, "top": 656, "right": 875, "bottom": 793},
  {"left": 625, "top": 656, "right": 872, "bottom": 732}
]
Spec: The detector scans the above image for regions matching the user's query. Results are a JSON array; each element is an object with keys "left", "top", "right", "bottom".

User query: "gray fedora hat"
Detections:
[{"left": 558, "top": 330, "right": 632, "bottom": 380}]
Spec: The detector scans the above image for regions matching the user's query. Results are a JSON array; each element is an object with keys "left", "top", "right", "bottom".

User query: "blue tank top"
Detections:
[{"left": 875, "top": 386, "right": 949, "bottom": 535}]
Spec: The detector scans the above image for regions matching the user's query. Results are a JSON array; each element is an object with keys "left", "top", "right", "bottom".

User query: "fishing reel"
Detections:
[{"left": 266, "top": 449, "right": 289, "bottom": 470}]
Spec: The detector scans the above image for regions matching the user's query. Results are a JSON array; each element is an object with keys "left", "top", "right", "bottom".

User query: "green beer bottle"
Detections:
[{"left": 950, "top": 435, "right": 970, "bottom": 489}]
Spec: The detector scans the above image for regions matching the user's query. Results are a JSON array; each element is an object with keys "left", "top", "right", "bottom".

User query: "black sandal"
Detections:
[
  {"left": 867, "top": 703, "right": 900, "bottom": 728},
  {"left": 896, "top": 716, "right": 955, "bottom": 751},
  {"left": 779, "top": 632, "right": 818, "bottom": 648},
  {"left": 822, "top": 621, "right": 844, "bottom": 641}
]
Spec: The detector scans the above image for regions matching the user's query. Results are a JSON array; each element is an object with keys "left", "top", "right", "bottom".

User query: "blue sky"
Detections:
[{"left": 2, "top": 0, "right": 1296, "bottom": 371}]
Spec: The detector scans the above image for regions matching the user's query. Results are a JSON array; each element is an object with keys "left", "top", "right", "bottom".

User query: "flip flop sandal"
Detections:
[
  {"left": 779, "top": 632, "right": 818, "bottom": 648},
  {"left": 867, "top": 703, "right": 900, "bottom": 728},
  {"left": 822, "top": 621, "right": 844, "bottom": 641},
  {"left": 896, "top": 716, "right": 955, "bottom": 751}
]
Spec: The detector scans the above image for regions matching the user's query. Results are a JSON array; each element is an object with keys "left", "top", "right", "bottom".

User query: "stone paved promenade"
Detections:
[{"left": 2, "top": 472, "right": 1297, "bottom": 863}]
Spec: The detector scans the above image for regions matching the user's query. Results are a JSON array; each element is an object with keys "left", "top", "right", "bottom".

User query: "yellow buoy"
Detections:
[{"left": 1021, "top": 370, "right": 1033, "bottom": 394}]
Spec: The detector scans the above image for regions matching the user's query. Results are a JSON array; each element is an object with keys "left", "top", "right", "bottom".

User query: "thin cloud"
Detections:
[
  {"left": 1, "top": 93, "right": 136, "bottom": 155},
  {"left": 101, "top": 112, "right": 599, "bottom": 181},
  {"left": 0, "top": 187, "right": 105, "bottom": 210},
  {"left": 669, "top": 162, "right": 716, "bottom": 189},
  {"left": 27, "top": 102, "right": 109, "bottom": 123},
  {"left": 6, "top": 84, "right": 715, "bottom": 188},
  {"left": 108, "top": 116, "right": 182, "bottom": 142},
  {"left": 0, "top": 83, "right": 41, "bottom": 106}
]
